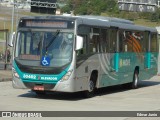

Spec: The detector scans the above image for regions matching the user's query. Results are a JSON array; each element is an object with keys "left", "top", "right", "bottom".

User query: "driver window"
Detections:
[{"left": 32, "top": 32, "right": 41, "bottom": 55}]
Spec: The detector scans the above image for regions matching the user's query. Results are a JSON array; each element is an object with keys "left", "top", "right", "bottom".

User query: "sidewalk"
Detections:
[{"left": 0, "top": 70, "right": 12, "bottom": 82}]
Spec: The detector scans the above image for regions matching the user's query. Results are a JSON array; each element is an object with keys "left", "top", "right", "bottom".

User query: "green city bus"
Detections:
[{"left": 10, "top": 15, "right": 158, "bottom": 97}]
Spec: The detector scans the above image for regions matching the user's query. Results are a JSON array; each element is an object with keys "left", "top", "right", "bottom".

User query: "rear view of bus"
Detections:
[{"left": 12, "top": 16, "right": 80, "bottom": 95}]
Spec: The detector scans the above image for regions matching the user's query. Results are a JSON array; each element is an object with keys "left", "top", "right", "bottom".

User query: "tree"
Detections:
[
  {"left": 61, "top": 0, "right": 111, "bottom": 15},
  {"left": 61, "top": 0, "right": 73, "bottom": 13},
  {"left": 60, "top": 0, "right": 160, "bottom": 24}
]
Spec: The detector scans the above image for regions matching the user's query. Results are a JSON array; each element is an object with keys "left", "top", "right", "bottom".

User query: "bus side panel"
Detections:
[
  {"left": 150, "top": 52, "right": 158, "bottom": 70},
  {"left": 74, "top": 52, "right": 158, "bottom": 91},
  {"left": 141, "top": 52, "right": 158, "bottom": 80},
  {"left": 100, "top": 52, "right": 137, "bottom": 87},
  {"left": 97, "top": 52, "right": 133, "bottom": 88},
  {"left": 75, "top": 54, "right": 101, "bottom": 91},
  {"left": 118, "top": 52, "right": 136, "bottom": 84},
  {"left": 99, "top": 52, "right": 158, "bottom": 88},
  {"left": 99, "top": 53, "right": 115, "bottom": 88},
  {"left": 136, "top": 52, "right": 158, "bottom": 81},
  {"left": 98, "top": 53, "right": 130, "bottom": 87}
]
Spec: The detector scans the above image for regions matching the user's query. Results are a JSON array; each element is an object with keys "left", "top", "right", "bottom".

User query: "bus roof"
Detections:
[
  {"left": 77, "top": 15, "right": 134, "bottom": 25},
  {"left": 19, "top": 15, "right": 157, "bottom": 33}
]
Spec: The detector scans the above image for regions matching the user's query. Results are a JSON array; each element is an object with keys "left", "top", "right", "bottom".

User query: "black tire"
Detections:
[
  {"left": 122, "top": 71, "right": 139, "bottom": 89},
  {"left": 132, "top": 71, "right": 139, "bottom": 89},
  {"left": 84, "top": 80, "right": 95, "bottom": 98},
  {"left": 83, "top": 74, "right": 97, "bottom": 98}
]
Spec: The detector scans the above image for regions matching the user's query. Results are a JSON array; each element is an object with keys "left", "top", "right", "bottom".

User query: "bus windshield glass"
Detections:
[{"left": 15, "top": 30, "right": 74, "bottom": 68}]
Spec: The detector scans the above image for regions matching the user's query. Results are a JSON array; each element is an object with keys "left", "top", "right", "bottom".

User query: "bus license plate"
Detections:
[{"left": 34, "top": 86, "right": 44, "bottom": 91}]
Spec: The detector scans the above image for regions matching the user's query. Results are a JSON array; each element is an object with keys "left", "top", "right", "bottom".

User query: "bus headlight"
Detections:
[
  {"left": 12, "top": 68, "right": 20, "bottom": 79},
  {"left": 61, "top": 70, "right": 73, "bottom": 81}
]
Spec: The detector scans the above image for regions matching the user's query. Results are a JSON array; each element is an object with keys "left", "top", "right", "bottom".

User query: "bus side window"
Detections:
[
  {"left": 137, "top": 32, "right": 144, "bottom": 53},
  {"left": 119, "top": 31, "right": 125, "bottom": 52},
  {"left": 109, "top": 29, "right": 117, "bottom": 53},
  {"left": 90, "top": 28, "right": 100, "bottom": 53},
  {"left": 90, "top": 36, "right": 99, "bottom": 53},
  {"left": 120, "top": 31, "right": 133, "bottom": 52},
  {"left": 77, "top": 25, "right": 90, "bottom": 57},
  {"left": 143, "top": 32, "right": 149, "bottom": 52},
  {"left": 101, "top": 29, "right": 109, "bottom": 53},
  {"left": 125, "top": 31, "right": 133, "bottom": 52}
]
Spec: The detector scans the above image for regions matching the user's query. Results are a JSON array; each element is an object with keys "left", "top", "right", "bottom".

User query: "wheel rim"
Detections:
[{"left": 88, "top": 80, "right": 94, "bottom": 92}]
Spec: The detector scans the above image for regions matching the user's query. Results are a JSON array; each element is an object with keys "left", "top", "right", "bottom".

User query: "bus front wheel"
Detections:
[
  {"left": 83, "top": 72, "right": 97, "bottom": 98},
  {"left": 83, "top": 79, "right": 95, "bottom": 98}
]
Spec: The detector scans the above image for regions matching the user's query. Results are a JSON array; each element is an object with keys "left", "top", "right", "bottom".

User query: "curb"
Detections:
[{"left": 0, "top": 78, "right": 12, "bottom": 82}]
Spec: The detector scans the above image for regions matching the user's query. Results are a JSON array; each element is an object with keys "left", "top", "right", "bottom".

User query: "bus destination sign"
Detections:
[{"left": 25, "top": 20, "right": 68, "bottom": 28}]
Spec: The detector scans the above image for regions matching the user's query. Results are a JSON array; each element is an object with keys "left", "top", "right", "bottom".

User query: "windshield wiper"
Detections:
[{"left": 45, "top": 30, "right": 60, "bottom": 51}]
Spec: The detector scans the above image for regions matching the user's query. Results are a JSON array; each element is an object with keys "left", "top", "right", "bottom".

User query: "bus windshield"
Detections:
[{"left": 15, "top": 30, "right": 74, "bottom": 68}]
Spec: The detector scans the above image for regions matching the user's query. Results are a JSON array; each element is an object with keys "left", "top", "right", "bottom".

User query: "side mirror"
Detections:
[
  {"left": 8, "top": 32, "right": 15, "bottom": 47},
  {"left": 76, "top": 35, "right": 83, "bottom": 50}
]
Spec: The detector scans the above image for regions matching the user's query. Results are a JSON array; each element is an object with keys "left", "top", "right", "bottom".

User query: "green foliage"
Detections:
[
  {"left": 150, "top": 8, "right": 160, "bottom": 22},
  {"left": 60, "top": 0, "right": 160, "bottom": 24},
  {"left": 61, "top": 0, "right": 73, "bottom": 13},
  {"left": 61, "top": 0, "right": 118, "bottom": 15}
]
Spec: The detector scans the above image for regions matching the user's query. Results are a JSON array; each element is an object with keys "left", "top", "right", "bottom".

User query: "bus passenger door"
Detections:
[
  {"left": 144, "top": 31, "right": 151, "bottom": 69},
  {"left": 150, "top": 33, "right": 158, "bottom": 75},
  {"left": 109, "top": 28, "right": 119, "bottom": 73},
  {"left": 119, "top": 31, "right": 133, "bottom": 74}
]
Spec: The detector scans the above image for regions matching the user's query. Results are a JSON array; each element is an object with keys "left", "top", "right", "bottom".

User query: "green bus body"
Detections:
[{"left": 11, "top": 15, "right": 158, "bottom": 97}]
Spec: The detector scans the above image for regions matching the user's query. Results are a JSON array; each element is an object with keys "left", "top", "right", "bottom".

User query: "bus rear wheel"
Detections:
[
  {"left": 123, "top": 71, "right": 139, "bottom": 89},
  {"left": 132, "top": 71, "right": 139, "bottom": 89}
]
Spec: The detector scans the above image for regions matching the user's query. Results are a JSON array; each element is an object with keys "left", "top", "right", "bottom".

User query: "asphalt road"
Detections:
[{"left": 0, "top": 76, "right": 160, "bottom": 120}]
